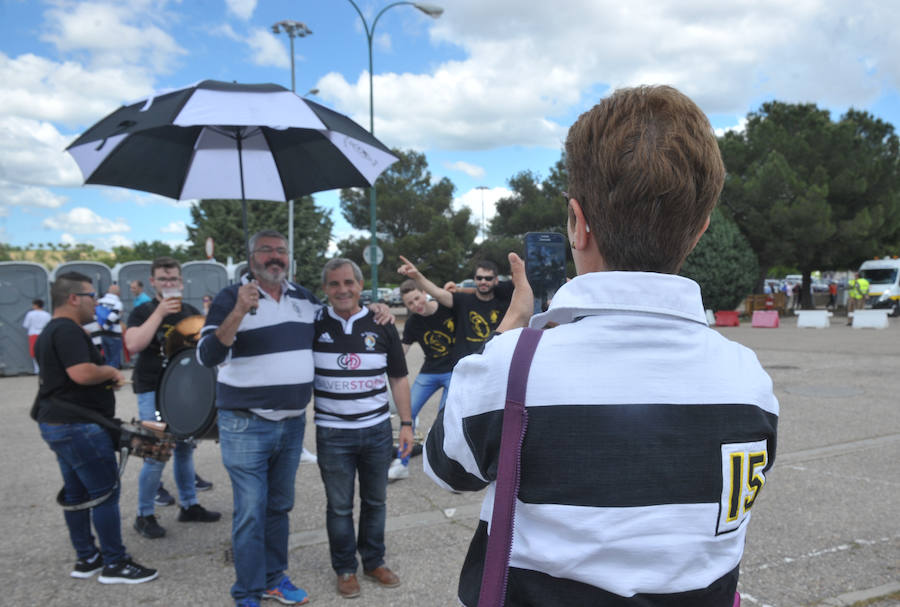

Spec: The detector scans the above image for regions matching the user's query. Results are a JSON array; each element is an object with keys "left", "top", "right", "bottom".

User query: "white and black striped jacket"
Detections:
[{"left": 424, "top": 272, "right": 779, "bottom": 606}]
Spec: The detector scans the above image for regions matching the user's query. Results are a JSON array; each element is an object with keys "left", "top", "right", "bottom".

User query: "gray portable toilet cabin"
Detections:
[
  {"left": 52, "top": 261, "right": 113, "bottom": 297},
  {"left": 182, "top": 260, "right": 229, "bottom": 312},
  {"left": 229, "top": 261, "right": 249, "bottom": 284},
  {"left": 113, "top": 261, "right": 154, "bottom": 318},
  {"left": 0, "top": 261, "right": 51, "bottom": 376}
]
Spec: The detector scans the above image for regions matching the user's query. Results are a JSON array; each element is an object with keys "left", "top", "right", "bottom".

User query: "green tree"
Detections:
[
  {"left": 681, "top": 208, "right": 759, "bottom": 311},
  {"left": 112, "top": 241, "right": 191, "bottom": 264},
  {"left": 719, "top": 102, "right": 900, "bottom": 306},
  {"left": 185, "top": 196, "right": 333, "bottom": 288},
  {"left": 484, "top": 155, "right": 572, "bottom": 277},
  {"left": 338, "top": 149, "right": 476, "bottom": 286}
]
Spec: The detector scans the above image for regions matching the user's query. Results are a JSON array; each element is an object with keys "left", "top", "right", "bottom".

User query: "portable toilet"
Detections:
[
  {"left": 0, "top": 262, "right": 50, "bottom": 376},
  {"left": 182, "top": 260, "right": 229, "bottom": 312},
  {"left": 52, "top": 261, "right": 113, "bottom": 297},
  {"left": 113, "top": 261, "right": 153, "bottom": 317}
]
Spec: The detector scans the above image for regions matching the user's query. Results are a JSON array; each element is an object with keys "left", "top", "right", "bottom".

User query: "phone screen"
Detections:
[{"left": 524, "top": 232, "right": 567, "bottom": 314}]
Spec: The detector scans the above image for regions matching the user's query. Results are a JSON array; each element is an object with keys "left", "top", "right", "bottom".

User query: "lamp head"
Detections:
[{"left": 413, "top": 3, "right": 444, "bottom": 17}]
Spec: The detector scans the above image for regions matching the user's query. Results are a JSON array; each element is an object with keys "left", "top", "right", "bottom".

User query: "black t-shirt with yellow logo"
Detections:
[
  {"left": 402, "top": 304, "right": 455, "bottom": 374},
  {"left": 450, "top": 280, "right": 513, "bottom": 365},
  {"left": 127, "top": 298, "right": 202, "bottom": 393}
]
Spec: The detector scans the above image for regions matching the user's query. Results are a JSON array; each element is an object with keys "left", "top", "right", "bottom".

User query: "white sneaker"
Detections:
[
  {"left": 300, "top": 447, "right": 317, "bottom": 464},
  {"left": 387, "top": 458, "right": 409, "bottom": 481}
]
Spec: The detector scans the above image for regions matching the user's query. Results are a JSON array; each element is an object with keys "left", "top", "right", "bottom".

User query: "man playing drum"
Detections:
[{"left": 125, "top": 256, "right": 221, "bottom": 539}]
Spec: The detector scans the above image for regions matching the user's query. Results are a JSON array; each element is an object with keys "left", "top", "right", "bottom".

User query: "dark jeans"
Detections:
[
  {"left": 100, "top": 336, "right": 122, "bottom": 369},
  {"left": 218, "top": 409, "right": 305, "bottom": 602},
  {"left": 39, "top": 422, "right": 127, "bottom": 565},
  {"left": 316, "top": 419, "right": 393, "bottom": 574}
]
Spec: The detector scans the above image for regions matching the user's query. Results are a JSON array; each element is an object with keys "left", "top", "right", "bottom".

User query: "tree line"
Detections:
[{"left": 6, "top": 100, "right": 898, "bottom": 310}]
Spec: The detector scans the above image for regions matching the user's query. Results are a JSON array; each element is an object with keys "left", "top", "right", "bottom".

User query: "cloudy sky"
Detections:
[{"left": 2, "top": 0, "right": 899, "bottom": 256}]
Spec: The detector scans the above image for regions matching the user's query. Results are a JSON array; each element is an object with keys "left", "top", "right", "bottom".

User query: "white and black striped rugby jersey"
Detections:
[
  {"left": 424, "top": 271, "right": 779, "bottom": 607},
  {"left": 313, "top": 307, "right": 408, "bottom": 429}
]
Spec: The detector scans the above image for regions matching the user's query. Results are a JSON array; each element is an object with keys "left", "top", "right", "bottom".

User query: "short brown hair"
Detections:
[
  {"left": 565, "top": 85, "right": 724, "bottom": 273},
  {"left": 151, "top": 256, "right": 180, "bottom": 276},
  {"left": 399, "top": 279, "right": 420, "bottom": 295}
]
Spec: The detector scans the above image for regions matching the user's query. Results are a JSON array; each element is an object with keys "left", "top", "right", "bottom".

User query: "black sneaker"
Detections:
[
  {"left": 154, "top": 484, "right": 175, "bottom": 507},
  {"left": 97, "top": 557, "right": 158, "bottom": 584},
  {"left": 177, "top": 503, "right": 222, "bottom": 523},
  {"left": 134, "top": 514, "right": 166, "bottom": 539},
  {"left": 71, "top": 551, "right": 103, "bottom": 578},
  {"left": 194, "top": 473, "right": 213, "bottom": 492}
]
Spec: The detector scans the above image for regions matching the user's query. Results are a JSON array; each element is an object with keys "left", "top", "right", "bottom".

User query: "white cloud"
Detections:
[
  {"left": 0, "top": 182, "right": 68, "bottom": 212},
  {"left": 0, "top": 52, "right": 154, "bottom": 127},
  {"left": 247, "top": 28, "right": 290, "bottom": 68},
  {"left": 225, "top": 0, "right": 258, "bottom": 21},
  {"left": 455, "top": 186, "right": 511, "bottom": 237},
  {"left": 43, "top": 207, "right": 130, "bottom": 234},
  {"left": 0, "top": 116, "right": 84, "bottom": 188},
  {"left": 715, "top": 118, "right": 749, "bottom": 138},
  {"left": 316, "top": 0, "right": 900, "bottom": 151},
  {"left": 445, "top": 161, "right": 485, "bottom": 179},
  {"left": 60, "top": 232, "right": 134, "bottom": 250},
  {"left": 160, "top": 220, "right": 186, "bottom": 234},
  {"left": 41, "top": 1, "right": 187, "bottom": 73}
]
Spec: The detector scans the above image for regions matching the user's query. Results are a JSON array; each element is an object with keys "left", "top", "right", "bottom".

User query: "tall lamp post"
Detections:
[
  {"left": 272, "top": 19, "right": 313, "bottom": 280},
  {"left": 476, "top": 185, "right": 489, "bottom": 240},
  {"left": 344, "top": 0, "right": 443, "bottom": 300}
]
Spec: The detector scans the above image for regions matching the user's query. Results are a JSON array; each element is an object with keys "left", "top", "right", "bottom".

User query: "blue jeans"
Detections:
[
  {"left": 137, "top": 391, "right": 196, "bottom": 515},
  {"left": 101, "top": 336, "right": 122, "bottom": 369},
  {"left": 39, "top": 422, "right": 127, "bottom": 566},
  {"left": 218, "top": 409, "right": 305, "bottom": 602},
  {"left": 410, "top": 371, "right": 452, "bottom": 429},
  {"left": 316, "top": 419, "right": 393, "bottom": 574}
]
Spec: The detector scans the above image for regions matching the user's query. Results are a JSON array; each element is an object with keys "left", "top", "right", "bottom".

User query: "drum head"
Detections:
[
  {"left": 165, "top": 314, "right": 206, "bottom": 359},
  {"left": 156, "top": 348, "right": 217, "bottom": 439}
]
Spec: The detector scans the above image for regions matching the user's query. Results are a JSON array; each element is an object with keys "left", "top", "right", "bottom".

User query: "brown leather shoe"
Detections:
[
  {"left": 363, "top": 565, "right": 401, "bottom": 588},
  {"left": 337, "top": 573, "right": 360, "bottom": 599}
]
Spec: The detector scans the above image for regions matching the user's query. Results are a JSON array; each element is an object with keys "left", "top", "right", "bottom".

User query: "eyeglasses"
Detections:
[
  {"left": 474, "top": 275, "right": 495, "bottom": 282},
  {"left": 74, "top": 291, "right": 96, "bottom": 298},
  {"left": 254, "top": 246, "right": 288, "bottom": 255},
  {"left": 153, "top": 276, "right": 181, "bottom": 284}
]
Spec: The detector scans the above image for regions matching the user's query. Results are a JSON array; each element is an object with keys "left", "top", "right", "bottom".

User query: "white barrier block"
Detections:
[
  {"left": 850, "top": 309, "right": 890, "bottom": 329},
  {"left": 796, "top": 310, "right": 832, "bottom": 329},
  {"left": 705, "top": 309, "right": 716, "bottom": 325}
]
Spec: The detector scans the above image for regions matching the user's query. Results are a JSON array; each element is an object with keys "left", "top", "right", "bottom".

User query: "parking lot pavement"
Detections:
[{"left": 2, "top": 315, "right": 897, "bottom": 606}]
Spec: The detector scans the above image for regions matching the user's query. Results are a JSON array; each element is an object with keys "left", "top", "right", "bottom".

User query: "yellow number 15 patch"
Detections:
[{"left": 717, "top": 439, "right": 769, "bottom": 535}]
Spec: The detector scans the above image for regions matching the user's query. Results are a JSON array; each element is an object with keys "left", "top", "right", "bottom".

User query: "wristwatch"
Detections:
[{"left": 400, "top": 421, "right": 413, "bottom": 427}]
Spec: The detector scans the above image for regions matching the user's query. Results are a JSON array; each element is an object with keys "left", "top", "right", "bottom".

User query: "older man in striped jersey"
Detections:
[{"left": 312, "top": 257, "right": 414, "bottom": 599}]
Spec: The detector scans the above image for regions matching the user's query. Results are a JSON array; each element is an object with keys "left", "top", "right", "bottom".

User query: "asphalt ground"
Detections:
[{"left": 2, "top": 313, "right": 898, "bottom": 606}]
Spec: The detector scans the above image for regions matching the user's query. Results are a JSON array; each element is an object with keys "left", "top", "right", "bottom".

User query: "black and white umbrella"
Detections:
[{"left": 66, "top": 79, "right": 398, "bottom": 253}]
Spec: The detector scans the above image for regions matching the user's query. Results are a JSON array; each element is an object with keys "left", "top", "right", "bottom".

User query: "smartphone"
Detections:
[{"left": 524, "top": 232, "right": 567, "bottom": 314}]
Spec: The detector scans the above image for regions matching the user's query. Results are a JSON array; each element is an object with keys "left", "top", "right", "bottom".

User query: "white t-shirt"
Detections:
[{"left": 23, "top": 309, "right": 52, "bottom": 336}]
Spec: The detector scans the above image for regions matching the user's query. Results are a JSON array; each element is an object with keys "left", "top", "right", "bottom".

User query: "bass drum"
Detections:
[{"left": 156, "top": 348, "right": 218, "bottom": 440}]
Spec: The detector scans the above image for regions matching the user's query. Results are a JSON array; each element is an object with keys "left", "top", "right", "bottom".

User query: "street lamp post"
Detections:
[
  {"left": 272, "top": 19, "right": 313, "bottom": 280},
  {"left": 344, "top": 1, "right": 443, "bottom": 300},
  {"left": 476, "top": 185, "right": 489, "bottom": 240}
]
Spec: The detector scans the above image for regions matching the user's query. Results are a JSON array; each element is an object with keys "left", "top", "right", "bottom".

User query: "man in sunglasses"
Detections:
[{"left": 397, "top": 257, "right": 513, "bottom": 366}]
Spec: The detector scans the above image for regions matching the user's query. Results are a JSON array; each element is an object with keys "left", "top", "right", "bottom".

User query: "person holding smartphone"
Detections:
[
  {"left": 424, "top": 85, "right": 778, "bottom": 606},
  {"left": 397, "top": 257, "right": 513, "bottom": 366}
]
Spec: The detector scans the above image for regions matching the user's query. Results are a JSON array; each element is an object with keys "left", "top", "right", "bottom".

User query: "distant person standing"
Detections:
[
  {"left": 827, "top": 281, "right": 837, "bottom": 310},
  {"left": 847, "top": 273, "right": 870, "bottom": 324},
  {"left": 96, "top": 285, "right": 125, "bottom": 369},
  {"left": 131, "top": 280, "right": 152, "bottom": 308},
  {"left": 23, "top": 298, "right": 52, "bottom": 373}
]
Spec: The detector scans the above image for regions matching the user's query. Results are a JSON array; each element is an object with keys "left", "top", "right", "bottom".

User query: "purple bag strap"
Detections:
[{"left": 477, "top": 327, "right": 543, "bottom": 607}]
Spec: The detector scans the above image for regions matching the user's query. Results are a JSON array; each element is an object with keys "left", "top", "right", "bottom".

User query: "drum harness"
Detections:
[{"left": 33, "top": 393, "right": 177, "bottom": 512}]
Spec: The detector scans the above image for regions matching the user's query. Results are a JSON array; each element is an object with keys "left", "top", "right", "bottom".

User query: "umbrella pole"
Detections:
[{"left": 237, "top": 128, "right": 257, "bottom": 315}]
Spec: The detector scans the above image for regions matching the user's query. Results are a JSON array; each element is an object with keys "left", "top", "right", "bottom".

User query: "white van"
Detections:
[{"left": 859, "top": 257, "right": 900, "bottom": 316}]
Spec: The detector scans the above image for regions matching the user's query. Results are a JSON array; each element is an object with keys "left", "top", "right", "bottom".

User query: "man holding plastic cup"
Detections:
[{"left": 125, "top": 256, "right": 220, "bottom": 539}]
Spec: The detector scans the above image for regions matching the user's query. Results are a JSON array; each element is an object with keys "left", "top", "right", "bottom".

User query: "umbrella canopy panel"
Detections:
[{"left": 66, "top": 80, "right": 398, "bottom": 203}]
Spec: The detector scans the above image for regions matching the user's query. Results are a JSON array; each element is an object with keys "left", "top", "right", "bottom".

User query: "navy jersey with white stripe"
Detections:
[
  {"left": 196, "top": 278, "right": 321, "bottom": 412},
  {"left": 313, "top": 307, "right": 408, "bottom": 429}
]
